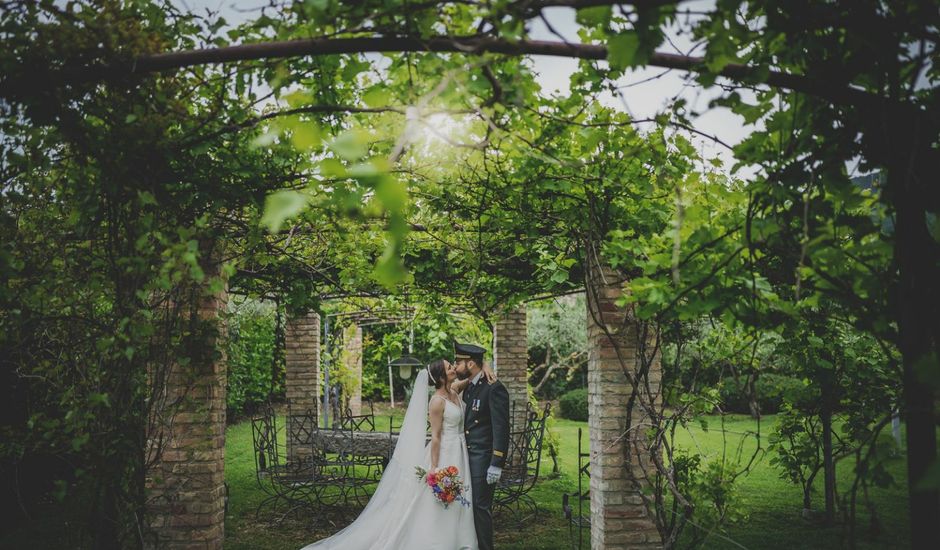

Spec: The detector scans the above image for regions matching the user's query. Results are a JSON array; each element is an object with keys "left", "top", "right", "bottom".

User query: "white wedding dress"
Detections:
[{"left": 301, "top": 374, "right": 478, "bottom": 550}]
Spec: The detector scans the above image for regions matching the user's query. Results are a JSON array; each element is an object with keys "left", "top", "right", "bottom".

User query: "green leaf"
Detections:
[
  {"left": 550, "top": 269, "right": 569, "bottom": 284},
  {"left": 330, "top": 129, "right": 370, "bottom": 161},
  {"left": 342, "top": 57, "right": 371, "bottom": 81},
  {"left": 208, "top": 277, "right": 225, "bottom": 294},
  {"left": 579, "top": 127, "right": 605, "bottom": 153},
  {"left": 261, "top": 190, "right": 307, "bottom": 233},
  {"left": 290, "top": 122, "right": 321, "bottom": 150},
  {"left": 608, "top": 32, "right": 640, "bottom": 72},
  {"left": 282, "top": 90, "right": 311, "bottom": 108},
  {"left": 576, "top": 6, "right": 612, "bottom": 27},
  {"left": 71, "top": 433, "right": 90, "bottom": 451},
  {"left": 251, "top": 127, "right": 280, "bottom": 148},
  {"left": 89, "top": 392, "right": 111, "bottom": 408},
  {"left": 362, "top": 86, "right": 392, "bottom": 108},
  {"left": 305, "top": 0, "right": 331, "bottom": 11},
  {"left": 374, "top": 174, "right": 408, "bottom": 213},
  {"left": 138, "top": 191, "right": 157, "bottom": 206},
  {"left": 319, "top": 157, "right": 347, "bottom": 177},
  {"left": 374, "top": 243, "right": 407, "bottom": 289}
]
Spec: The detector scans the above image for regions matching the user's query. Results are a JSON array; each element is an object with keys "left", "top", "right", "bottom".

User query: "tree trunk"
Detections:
[
  {"left": 804, "top": 467, "right": 820, "bottom": 513},
  {"left": 820, "top": 399, "right": 836, "bottom": 525},
  {"left": 891, "top": 164, "right": 940, "bottom": 549},
  {"left": 746, "top": 372, "right": 760, "bottom": 419},
  {"left": 271, "top": 301, "right": 284, "bottom": 401}
]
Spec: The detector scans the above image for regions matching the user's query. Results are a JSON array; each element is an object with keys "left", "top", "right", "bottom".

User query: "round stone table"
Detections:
[{"left": 310, "top": 429, "right": 401, "bottom": 457}]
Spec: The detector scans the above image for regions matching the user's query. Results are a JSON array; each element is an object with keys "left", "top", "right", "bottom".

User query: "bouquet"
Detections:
[{"left": 414, "top": 465, "right": 470, "bottom": 509}]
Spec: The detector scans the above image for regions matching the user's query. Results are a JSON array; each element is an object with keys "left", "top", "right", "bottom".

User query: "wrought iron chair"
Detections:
[
  {"left": 251, "top": 405, "right": 320, "bottom": 520},
  {"left": 562, "top": 427, "right": 591, "bottom": 549},
  {"left": 383, "top": 412, "right": 406, "bottom": 469},
  {"left": 388, "top": 413, "right": 403, "bottom": 437},
  {"left": 340, "top": 398, "right": 377, "bottom": 431},
  {"left": 250, "top": 406, "right": 286, "bottom": 518},
  {"left": 286, "top": 402, "right": 317, "bottom": 462},
  {"left": 326, "top": 424, "right": 386, "bottom": 506},
  {"left": 494, "top": 402, "right": 551, "bottom": 523},
  {"left": 251, "top": 404, "right": 347, "bottom": 526}
]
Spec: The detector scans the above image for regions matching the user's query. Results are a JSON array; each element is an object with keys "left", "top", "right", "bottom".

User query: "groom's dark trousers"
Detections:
[
  {"left": 469, "top": 450, "right": 496, "bottom": 550},
  {"left": 463, "top": 377, "right": 510, "bottom": 550}
]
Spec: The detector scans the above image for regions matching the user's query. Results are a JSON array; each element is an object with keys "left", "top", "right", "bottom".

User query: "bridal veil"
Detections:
[{"left": 300, "top": 369, "right": 430, "bottom": 549}]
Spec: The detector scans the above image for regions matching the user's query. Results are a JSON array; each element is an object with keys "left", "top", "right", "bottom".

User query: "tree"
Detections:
[{"left": 2, "top": 0, "right": 936, "bottom": 545}]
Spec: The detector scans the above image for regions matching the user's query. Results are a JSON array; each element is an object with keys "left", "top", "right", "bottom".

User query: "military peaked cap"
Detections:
[{"left": 454, "top": 342, "right": 486, "bottom": 361}]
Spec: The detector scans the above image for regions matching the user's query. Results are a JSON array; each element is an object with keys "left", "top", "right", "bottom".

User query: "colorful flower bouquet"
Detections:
[{"left": 414, "top": 465, "right": 470, "bottom": 509}]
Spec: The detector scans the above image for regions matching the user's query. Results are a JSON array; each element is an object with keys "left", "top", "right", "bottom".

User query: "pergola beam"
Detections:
[{"left": 20, "top": 34, "right": 917, "bottom": 120}]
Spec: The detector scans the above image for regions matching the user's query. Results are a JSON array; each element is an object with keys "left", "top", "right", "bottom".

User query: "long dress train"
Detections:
[{"left": 300, "top": 374, "right": 478, "bottom": 550}]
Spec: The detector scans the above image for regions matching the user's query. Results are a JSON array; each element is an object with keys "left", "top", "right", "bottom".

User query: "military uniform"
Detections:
[{"left": 457, "top": 343, "right": 510, "bottom": 550}]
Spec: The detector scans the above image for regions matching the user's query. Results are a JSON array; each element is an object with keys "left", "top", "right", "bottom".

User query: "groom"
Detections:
[{"left": 454, "top": 342, "right": 510, "bottom": 550}]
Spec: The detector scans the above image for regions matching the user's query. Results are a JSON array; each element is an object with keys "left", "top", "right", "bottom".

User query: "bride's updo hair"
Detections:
[{"left": 427, "top": 359, "right": 446, "bottom": 389}]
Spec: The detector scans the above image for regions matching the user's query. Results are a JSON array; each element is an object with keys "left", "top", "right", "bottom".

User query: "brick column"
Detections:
[
  {"left": 343, "top": 323, "right": 363, "bottom": 416},
  {"left": 146, "top": 254, "right": 227, "bottom": 549},
  {"left": 586, "top": 260, "right": 662, "bottom": 550},
  {"left": 285, "top": 312, "right": 320, "bottom": 463},
  {"left": 494, "top": 304, "right": 530, "bottom": 432}
]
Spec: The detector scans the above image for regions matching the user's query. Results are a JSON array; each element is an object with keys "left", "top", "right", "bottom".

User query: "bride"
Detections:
[{"left": 301, "top": 358, "right": 496, "bottom": 550}]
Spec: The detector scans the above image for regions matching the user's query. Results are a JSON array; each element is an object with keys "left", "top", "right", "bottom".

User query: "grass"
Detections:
[
  {"left": 224, "top": 406, "right": 910, "bottom": 550},
  {"left": 671, "top": 415, "right": 910, "bottom": 550},
  {"left": 224, "top": 405, "right": 590, "bottom": 550},
  {"left": 0, "top": 406, "right": 908, "bottom": 549}
]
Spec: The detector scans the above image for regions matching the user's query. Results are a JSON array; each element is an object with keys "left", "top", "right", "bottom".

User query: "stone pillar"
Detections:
[
  {"left": 146, "top": 254, "right": 227, "bottom": 549},
  {"left": 494, "top": 304, "right": 530, "bottom": 432},
  {"left": 285, "top": 312, "right": 320, "bottom": 463},
  {"left": 586, "top": 260, "right": 662, "bottom": 550},
  {"left": 343, "top": 323, "right": 363, "bottom": 416}
]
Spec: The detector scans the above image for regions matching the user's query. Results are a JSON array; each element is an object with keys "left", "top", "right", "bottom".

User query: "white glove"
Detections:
[{"left": 486, "top": 465, "right": 502, "bottom": 485}]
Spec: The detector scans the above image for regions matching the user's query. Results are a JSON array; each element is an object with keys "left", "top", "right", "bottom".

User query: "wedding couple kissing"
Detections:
[{"left": 301, "top": 342, "right": 511, "bottom": 550}]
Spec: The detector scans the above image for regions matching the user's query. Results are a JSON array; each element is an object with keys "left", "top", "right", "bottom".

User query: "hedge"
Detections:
[
  {"left": 559, "top": 388, "right": 588, "bottom": 421},
  {"left": 719, "top": 374, "right": 811, "bottom": 415}
]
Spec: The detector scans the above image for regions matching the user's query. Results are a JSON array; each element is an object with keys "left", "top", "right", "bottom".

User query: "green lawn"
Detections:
[
  {"left": 671, "top": 415, "right": 910, "bottom": 550},
  {"left": 225, "top": 407, "right": 910, "bottom": 549}
]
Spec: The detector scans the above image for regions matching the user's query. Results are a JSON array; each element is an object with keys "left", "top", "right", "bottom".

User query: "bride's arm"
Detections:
[
  {"left": 428, "top": 397, "right": 445, "bottom": 470},
  {"left": 482, "top": 363, "right": 497, "bottom": 383},
  {"left": 453, "top": 365, "right": 499, "bottom": 394}
]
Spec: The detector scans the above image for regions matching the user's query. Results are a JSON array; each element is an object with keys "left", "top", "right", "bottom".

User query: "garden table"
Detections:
[{"left": 311, "top": 429, "right": 400, "bottom": 458}]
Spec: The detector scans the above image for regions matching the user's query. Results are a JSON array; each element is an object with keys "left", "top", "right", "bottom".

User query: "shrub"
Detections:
[
  {"left": 761, "top": 374, "right": 815, "bottom": 410},
  {"left": 719, "top": 374, "right": 810, "bottom": 415},
  {"left": 672, "top": 449, "right": 746, "bottom": 546},
  {"left": 559, "top": 388, "right": 588, "bottom": 421},
  {"left": 226, "top": 304, "right": 281, "bottom": 419}
]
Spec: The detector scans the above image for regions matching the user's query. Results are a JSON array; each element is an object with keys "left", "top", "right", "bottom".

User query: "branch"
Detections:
[{"left": 12, "top": 35, "right": 926, "bottom": 120}]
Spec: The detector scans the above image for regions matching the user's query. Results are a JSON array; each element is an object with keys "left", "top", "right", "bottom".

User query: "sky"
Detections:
[
  {"left": 173, "top": 0, "right": 754, "bottom": 177},
  {"left": 526, "top": 3, "right": 751, "bottom": 174}
]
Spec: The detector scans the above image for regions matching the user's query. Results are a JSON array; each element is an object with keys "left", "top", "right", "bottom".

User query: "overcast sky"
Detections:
[{"left": 174, "top": 0, "right": 754, "bottom": 176}]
